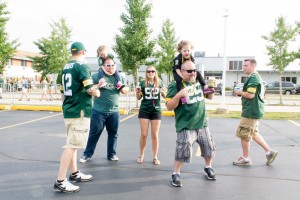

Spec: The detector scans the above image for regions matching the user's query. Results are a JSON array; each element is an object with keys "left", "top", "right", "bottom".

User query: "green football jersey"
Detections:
[
  {"left": 92, "top": 70, "right": 125, "bottom": 113},
  {"left": 166, "top": 81, "right": 207, "bottom": 132},
  {"left": 139, "top": 80, "right": 164, "bottom": 113},
  {"left": 241, "top": 72, "right": 264, "bottom": 119},
  {"left": 61, "top": 60, "right": 94, "bottom": 118}
]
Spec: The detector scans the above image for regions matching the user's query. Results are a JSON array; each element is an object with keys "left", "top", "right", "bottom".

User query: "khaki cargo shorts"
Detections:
[
  {"left": 236, "top": 117, "right": 260, "bottom": 141},
  {"left": 63, "top": 111, "right": 90, "bottom": 149}
]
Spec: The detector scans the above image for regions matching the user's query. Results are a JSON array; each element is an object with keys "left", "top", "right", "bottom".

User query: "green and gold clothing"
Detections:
[
  {"left": 166, "top": 81, "right": 208, "bottom": 132},
  {"left": 60, "top": 60, "right": 94, "bottom": 118},
  {"left": 139, "top": 80, "right": 164, "bottom": 114},
  {"left": 241, "top": 72, "right": 264, "bottom": 119},
  {"left": 92, "top": 69, "right": 125, "bottom": 113}
]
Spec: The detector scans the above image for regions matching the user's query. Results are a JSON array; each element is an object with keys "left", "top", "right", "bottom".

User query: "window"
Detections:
[
  {"left": 241, "top": 76, "right": 247, "bottom": 83},
  {"left": 7, "top": 59, "right": 12, "bottom": 65},
  {"left": 229, "top": 61, "right": 243, "bottom": 71},
  {"left": 21, "top": 60, "right": 27, "bottom": 66},
  {"left": 281, "top": 76, "right": 297, "bottom": 84}
]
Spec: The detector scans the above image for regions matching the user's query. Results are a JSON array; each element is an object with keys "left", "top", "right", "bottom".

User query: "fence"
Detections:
[{"left": 0, "top": 83, "right": 145, "bottom": 111}]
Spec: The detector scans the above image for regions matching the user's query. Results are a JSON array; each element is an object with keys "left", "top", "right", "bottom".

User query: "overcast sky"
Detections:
[{"left": 6, "top": 0, "right": 300, "bottom": 69}]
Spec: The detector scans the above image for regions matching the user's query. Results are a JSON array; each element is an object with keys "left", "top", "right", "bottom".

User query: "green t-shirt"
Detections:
[
  {"left": 166, "top": 81, "right": 207, "bottom": 132},
  {"left": 92, "top": 70, "right": 125, "bottom": 113},
  {"left": 241, "top": 72, "right": 264, "bottom": 119},
  {"left": 139, "top": 80, "right": 164, "bottom": 113},
  {"left": 61, "top": 60, "right": 94, "bottom": 118}
]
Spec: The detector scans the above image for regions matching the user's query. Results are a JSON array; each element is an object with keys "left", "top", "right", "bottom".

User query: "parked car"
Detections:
[
  {"left": 214, "top": 83, "right": 223, "bottom": 94},
  {"left": 295, "top": 84, "right": 300, "bottom": 94},
  {"left": 265, "top": 81, "right": 296, "bottom": 95}
]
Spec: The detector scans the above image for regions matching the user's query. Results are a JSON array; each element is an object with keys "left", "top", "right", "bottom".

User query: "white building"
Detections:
[{"left": 87, "top": 55, "right": 300, "bottom": 88}]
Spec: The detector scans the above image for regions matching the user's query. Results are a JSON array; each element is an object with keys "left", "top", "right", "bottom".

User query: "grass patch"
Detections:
[{"left": 207, "top": 110, "right": 300, "bottom": 120}]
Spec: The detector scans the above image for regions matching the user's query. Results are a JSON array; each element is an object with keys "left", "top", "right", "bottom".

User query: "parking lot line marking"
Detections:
[
  {"left": 0, "top": 113, "right": 62, "bottom": 131},
  {"left": 120, "top": 113, "right": 137, "bottom": 122},
  {"left": 288, "top": 120, "right": 300, "bottom": 127}
]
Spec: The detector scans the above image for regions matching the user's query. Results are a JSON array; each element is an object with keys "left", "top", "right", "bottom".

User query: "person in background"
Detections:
[
  {"left": 96, "top": 45, "right": 124, "bottom": 90},
  {"left": 40, "top": 77, "right": 49, "bottom": 101},
  {"left": 53, "top": 41, "right": 101, "bottom": 193},
  {"left": 0, "top": 75, "right": 4, "bottom": 99},
  {"left": 233, "top": 58, "right": 278, "bottom": 166},
  {"left": 18, "top": 77, "right": 30, "bottom": 101},
  {"left": 80, "top": 57, "right": 129, "bottom": 163},
  {"left": 166, "top": 60, "right": 217, "bottom": 187},
  {"left": 135, "top": 66, "right": 166, "bottom": 165},
  {"left": 48, "top": 76, "right": 54, "bottom": 101}
]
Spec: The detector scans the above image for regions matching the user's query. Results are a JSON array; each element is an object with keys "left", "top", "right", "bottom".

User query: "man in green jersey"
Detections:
[
  {"left": 54, "top": 42, "right": 101, "bottom": 193},
  {"left": 166, "top": 60, "right": 216, "bottom": 187},
  {"left": 233, "top": 59, "right": 278, "bottom": 166},
  {"left": 79, "top": 57, "right": 129, "bottom": 163}
]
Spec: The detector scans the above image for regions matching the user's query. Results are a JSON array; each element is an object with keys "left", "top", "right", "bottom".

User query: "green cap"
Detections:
[{"left": 70, "top": 42, "right": 86, "bottom": 52}]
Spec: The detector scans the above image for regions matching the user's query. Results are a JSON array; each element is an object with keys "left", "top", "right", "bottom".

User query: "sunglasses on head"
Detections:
[
  {"left": 147, "top": 70, "right": 156, "bottom": 73},
  {"left": 183, "top": 69, "right": 196, "bottom": 73},
  {"left": 104, "top": 64, "right": 115, "bottom": 67}
]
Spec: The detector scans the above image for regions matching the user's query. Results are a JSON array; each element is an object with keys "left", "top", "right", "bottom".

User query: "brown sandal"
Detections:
[
  {"left": 136, "top": 156, "right": 144, "bottom": 164},
  {"left": 153, "top": 158, "right": 160, "bottom": 165}
]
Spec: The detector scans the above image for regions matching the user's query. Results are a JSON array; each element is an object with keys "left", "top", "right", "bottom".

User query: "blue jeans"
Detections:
[{"left": 83, "top": 109, "right": 120, "bottom": 158}]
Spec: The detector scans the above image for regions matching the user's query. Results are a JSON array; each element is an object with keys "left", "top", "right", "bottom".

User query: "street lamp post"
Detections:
[{"left": 221, "top": 9, "right": 229, "bottom": 105}]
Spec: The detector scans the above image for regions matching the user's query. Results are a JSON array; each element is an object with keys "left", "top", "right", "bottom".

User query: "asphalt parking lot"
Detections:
[{"left": 0, "top": 110, "right": 300, "bottom": 200}]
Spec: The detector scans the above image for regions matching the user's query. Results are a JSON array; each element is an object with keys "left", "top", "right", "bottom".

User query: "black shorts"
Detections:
[{"left": 138, "top": 110, "right": 162, "bottom": 120}]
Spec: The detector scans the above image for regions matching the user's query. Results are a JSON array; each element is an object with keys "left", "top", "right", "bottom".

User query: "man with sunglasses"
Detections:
[
  {"left": 166, "top": 60, "right": 217, "bottom": 187},
  {"left": 80, "top": 57, "right": 129, "bottom": 163}
]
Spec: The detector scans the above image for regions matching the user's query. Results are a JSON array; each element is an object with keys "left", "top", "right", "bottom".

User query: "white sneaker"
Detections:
[
  {"left": 69, "top": 171, "right": 93, "bottom": 182},
  {"left": 53, "top": 179, "right": 80, "bottom": 193},
  {"left": 79, "top": 155, "right": 90, "bottom": 163}
]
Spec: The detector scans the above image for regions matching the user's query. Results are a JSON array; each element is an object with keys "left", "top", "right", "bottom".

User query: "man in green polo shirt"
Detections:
[
  {"left": 54, "top": 42, "right": 101, "bottom": 193},
  {"left": 233, "top": 58, "right": 278, "bottom": 166},
  {"left": 166, "top": 60, "right": 217, "bottom": 187}
]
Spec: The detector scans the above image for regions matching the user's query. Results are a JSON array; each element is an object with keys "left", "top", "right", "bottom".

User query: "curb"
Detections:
[{"left": 0, "top": 104, "right": 176, "bottom": 116}]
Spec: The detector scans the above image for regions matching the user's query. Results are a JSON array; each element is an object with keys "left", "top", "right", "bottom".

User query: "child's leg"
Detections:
[
  {"left": 114, "top": 71, "right": 125, "bottom": 90},
  {"left": 98, "top": 68, "right": 104, "bottom": 80},
  {"left": 114, "top": 71, "right": 122, "bottom": 83},
  {"left": 196, "top": 71, "right": 206, "bottom": 87},
  {"left": 173, "top": 72, "right": 184, "bottom": 92}
]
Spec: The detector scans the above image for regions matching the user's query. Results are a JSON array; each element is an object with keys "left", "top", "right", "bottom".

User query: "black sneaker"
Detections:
[
  {"left": 108, "top": 155, "right": 119, "bottom": 161},
  {"left": 69, "top": 171, "right": 93, "bottom": 182},
  {"left": 203, "top": 167, "right": 216, "bottom": 180},
  {"left": 53, "top": 179, "right": 80, "bottom": 193},
  {"left": 171, "top": 174, "right": 182, "bottom": 187}
]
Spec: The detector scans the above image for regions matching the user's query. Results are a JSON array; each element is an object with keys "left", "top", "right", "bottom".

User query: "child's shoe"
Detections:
[
  {"left": 116, "top": 81, "right": 125, "bottom": 90},
  {"left": 98, "top": 78, "right": 107, "bottom": 88}
]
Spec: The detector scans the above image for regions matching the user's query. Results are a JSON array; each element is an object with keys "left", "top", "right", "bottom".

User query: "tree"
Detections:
[
  {"left": 0, "top": 1, "right": 20, "bottom": 74},
  {"left": 30, "top": 18, "right": 71, "bottom": 79},
  {"left": 262, "top": 16, "right": 300, "bottom": 104},
  {"left": 113, "top": 0, "right": 155, "bottom": 87},
  {"left": 154, "top": 19, "right": 178, "bottom": 84}
]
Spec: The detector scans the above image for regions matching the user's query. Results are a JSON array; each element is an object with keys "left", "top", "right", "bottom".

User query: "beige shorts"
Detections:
[
  {"left": 64, "top": 112, "right": 90, "bottom": 149},
  {"left": 235, "top": 117, "right": 260, "bottom": 141}
]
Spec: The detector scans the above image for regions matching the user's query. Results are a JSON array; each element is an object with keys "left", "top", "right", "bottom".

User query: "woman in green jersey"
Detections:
[{"left": 136, "top": 66, "right": 166, "bottom": 165}]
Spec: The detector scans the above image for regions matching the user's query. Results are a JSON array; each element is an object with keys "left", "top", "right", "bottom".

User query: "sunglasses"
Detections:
[
  {"left": 104, "top": 64, "right": 115, "bottom": 68},
  {"left": 147, "top": 70, "right": 156, "bottom": 73},
  {"left": 183, "top": 69, "right": 196, "bottom": 74}
]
